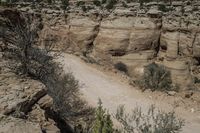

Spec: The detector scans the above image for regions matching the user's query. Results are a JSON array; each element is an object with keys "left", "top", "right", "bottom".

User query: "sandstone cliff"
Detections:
[{"left": 9, "top": 0, "right": 200, "bottom": 87}]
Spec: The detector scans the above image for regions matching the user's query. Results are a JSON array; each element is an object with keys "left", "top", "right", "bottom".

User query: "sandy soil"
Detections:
[{"left": 58, "top": 53, "right": 200, "bottom": 133}]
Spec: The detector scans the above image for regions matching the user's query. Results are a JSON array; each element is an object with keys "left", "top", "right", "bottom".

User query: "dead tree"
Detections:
[{"left": 0, "top": 9, "right": 93, "bottom": 124}]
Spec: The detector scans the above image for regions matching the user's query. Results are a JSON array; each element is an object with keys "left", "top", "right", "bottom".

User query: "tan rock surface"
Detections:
[{"left": 0, "top": 115, "right": 42, "bottom": 133}]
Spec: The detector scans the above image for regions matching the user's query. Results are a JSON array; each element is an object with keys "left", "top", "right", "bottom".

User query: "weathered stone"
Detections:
[{"left": 0, "top": 114, "right": 42, "bottom": 133}]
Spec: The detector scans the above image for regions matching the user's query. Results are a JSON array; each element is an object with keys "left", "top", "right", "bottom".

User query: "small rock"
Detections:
[
  {"left": 24, "top": 85, "right": 30, "bottom": 90},
  {"left": 167, "top": 91, "right": 176, "bottom": 96},
  {"left": 191, "top": 108, "right": 195, "bottom": 113},
  {"left": 185, "top": 92, "right": 193, "bottom": 98}
]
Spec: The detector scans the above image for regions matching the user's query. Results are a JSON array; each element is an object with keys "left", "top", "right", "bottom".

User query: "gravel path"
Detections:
[{"left": 58, "top": 53, "right": 200, "bottom": 133}]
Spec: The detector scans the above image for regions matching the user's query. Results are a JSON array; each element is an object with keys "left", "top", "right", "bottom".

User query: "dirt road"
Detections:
[{"left": 58, "top": 53, "right": 200, "bottom": 133}]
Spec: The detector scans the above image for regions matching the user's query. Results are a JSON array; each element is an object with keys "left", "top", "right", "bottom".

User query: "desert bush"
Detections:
[
  {"left": 0, "top": 10, "right": 42, "bottom": 75},
  {"left": 115, "top": 105, "right": 184, "bottom": 133},
  {"left": 92, "top": 99, "right": 114, "bottom": 133},
  {"left": 0, "top": 9, "right": 93, "bottom": 120},
  {"left": 114, "top": 62, "right": 128, "bottom": 74},
  {"left": 136, "top": 63, "right": 173, "bottom": 91}
]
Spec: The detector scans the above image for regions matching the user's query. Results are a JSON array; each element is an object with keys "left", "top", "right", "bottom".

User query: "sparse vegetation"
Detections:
[
  {"left": 92, "top": 99, "right": 114, "bottom": 133},
  {"left": 0, "top": 9, "right": 92, "bottom": 120},
  {"left": 115, "top": 105, "right": 184, "bottom": 133},
  {"left": 136, "top": 63, "right": 173, "bottom": 91},
  {"left": 114, "top": 62, "right": 128, "bottom": 74}
]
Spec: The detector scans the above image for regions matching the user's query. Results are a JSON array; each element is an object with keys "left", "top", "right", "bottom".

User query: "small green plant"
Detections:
[
  {"left": 92, "top": 99, "right": 114, "bottom": 133},
  {"left": 115, "top": 105, "right": 184, "bottom": 133},
  {"left": 136, "top": 63, "right": 173, "bottom": 91}
]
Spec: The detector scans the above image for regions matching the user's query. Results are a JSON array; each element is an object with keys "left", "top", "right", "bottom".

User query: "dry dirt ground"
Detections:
[{"left": 58, "top": 53, "right": 200, "bottom": 133}]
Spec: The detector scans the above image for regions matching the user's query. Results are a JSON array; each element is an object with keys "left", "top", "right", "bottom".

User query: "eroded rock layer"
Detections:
[{"left": 3, "top": 0, "right": 200, "bottom": 87}]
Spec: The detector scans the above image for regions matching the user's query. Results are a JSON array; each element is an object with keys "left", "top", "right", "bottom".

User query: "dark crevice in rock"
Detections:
[
  {"left": 192, "top": 32, "right": 198, "bottom": 55},
  {"left": 194, "top": 57, "right": 200, "bottom": 66},
  {"left": 84, "top": 15, "right": 102, "bottom": 58},
  {"left": 44, "top": 107, "right": 74, "bottom": 133},
  {"left": 109, "top": 49, "right": 126, "bottom": 56},
  {"left": 19, "top": 89, "right": 47, "bottom": 114},
  {"left": 155, "top": 32, "right": 162, "bottom": 56},
  {"left": 4, "top": 89, "right": 47, "bottom": 117}
]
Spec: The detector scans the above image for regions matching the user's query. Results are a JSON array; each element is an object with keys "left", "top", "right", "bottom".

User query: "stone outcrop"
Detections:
[
  {"left": 3, "top": 0, "right": 200, "bottom": 87},
  {"left": 0, "top": 56, "right": 60, "bottom": 132},
  {"left": 0, "top": 114, "right": 42, "bottom": 133}
]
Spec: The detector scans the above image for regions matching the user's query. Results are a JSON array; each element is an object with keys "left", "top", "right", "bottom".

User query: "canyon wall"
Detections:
[{"left": 13, "top": 0, "right": 200, "bottom": 87}]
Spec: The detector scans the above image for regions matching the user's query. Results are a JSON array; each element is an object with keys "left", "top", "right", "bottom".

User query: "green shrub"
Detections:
[
  {"left": 114, "top": 62, "right": 128, "bottom": 74},
  {"left": 92, "top": 99, "right": 114, "bottom": 133},
  {"left": 115, "top": 105, "right": 184, "bottom": 133},
  {"left": 93, "top": 0, "right": 101, "bottom": 6},
  {"left": 137, "top": 63, "right": 173, "bottom": 91}
]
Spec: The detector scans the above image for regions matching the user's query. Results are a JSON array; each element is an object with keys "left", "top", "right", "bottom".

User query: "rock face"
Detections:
[
  {"left": 0, "top": 56, "right": 60, "bottom": 132},
  {"left": 0, "top": 114, "right": 42, "bottom": 133},
  {"left": 6, "top": 0, "right": 200, "bottom": 87}
]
